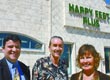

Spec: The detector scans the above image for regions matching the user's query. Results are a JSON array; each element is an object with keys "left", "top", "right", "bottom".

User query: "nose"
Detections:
[
  {"left": 83, "top": 58, "right": 88, "bottom": 63},
  {"left": 12, "top": 47, "right": 17, "bottom": 51},
  {"left": 56, "top": 46, "right": 59, "bottom": 49},
  {"left": 56, "top": 46, "right": 62, "bottom": 50}
]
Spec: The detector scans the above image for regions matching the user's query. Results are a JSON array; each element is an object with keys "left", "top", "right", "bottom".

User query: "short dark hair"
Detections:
[
  {"left": 49, "top": 36, "right": 64, "bottom": 47},
  {"left": 77, "top": 44, "right": 101, "bottom": 69},
  {"left": 3, "top": 34, "right": 21, "bottom": 47}
]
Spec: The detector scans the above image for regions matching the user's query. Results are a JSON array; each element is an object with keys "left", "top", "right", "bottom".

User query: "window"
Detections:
[
  {"left": 60, "top": 44, "right": 72, "bottom": 74},
  {"left": 104, "top": 47, "right": 110, "bottom": 73},
  {"left": 0, "top": 33, "right": 44, "bottom": 51}
]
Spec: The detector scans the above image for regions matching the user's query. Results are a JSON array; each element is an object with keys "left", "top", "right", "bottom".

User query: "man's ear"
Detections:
[{"left": 2, "top": 47, "right": 5, "bottom": 52}]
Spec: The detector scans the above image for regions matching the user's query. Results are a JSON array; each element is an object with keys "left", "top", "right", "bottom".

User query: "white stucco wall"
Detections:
[
  {"left": 0, "top": 0, "right": 51, "bottom": 76},
  {"left": 0, "top": 0, "right": 110, "bottom": 77}
]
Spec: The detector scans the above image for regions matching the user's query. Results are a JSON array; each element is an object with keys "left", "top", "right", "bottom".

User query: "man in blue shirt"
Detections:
[{"left": 0, "top": 34, "right": 30, "bottom": 80}]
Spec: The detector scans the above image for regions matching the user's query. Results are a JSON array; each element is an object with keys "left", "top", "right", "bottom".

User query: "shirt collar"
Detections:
[{"left": 6, "top": 59, "right": 18, "bottom": 68}]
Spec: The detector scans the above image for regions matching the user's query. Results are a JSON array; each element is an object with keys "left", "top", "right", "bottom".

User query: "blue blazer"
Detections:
[{"left": 0, "top": 58, "right": 30, "bottom": 80}]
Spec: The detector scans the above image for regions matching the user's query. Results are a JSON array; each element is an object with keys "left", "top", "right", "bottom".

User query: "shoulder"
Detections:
[
  {"left": 0, "top": 59, "right": 2, "bottom": 68},
  {"left": 0, "top": 58, "right": 6, "bottom": 62},
  {"left": 59, "top": 58, "right": 68, "bottom": 70},
  {"left": 70, "top": 72, "right": 81, "bottom": 80},
  {"left": 32, "top": 56, "right": 50, "bottom": 71},
  {"left": 60, "top": 58, "right": 67, "bottom": 64},
  {"left": 36, "top": 56, "right": 49, "bottom": 62},
  {"left": 35, "top": 56, "right": 50, "bottom": 65},
  {"left": 18, "top": 61, "right": 29, "bottom": 69},
  {"left": 0, "top": 58, "right": 3, "bottom": 65},
  {"left": 18, "top": 61, "right": 30, "bottom": 74},
  {"left": 98, "top": 71, "right": 110, "bottom": 80},
  {"left": 18, "top": 61, "right": 30, "bottom": 80},
  {"left": 0, "top": 58, "right": 7, "bottom": 66}
]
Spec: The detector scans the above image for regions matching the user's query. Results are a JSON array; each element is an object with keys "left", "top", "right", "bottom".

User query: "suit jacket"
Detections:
[
  {"left": 70, "top": 71, "right": 110, "bottom": 80},
  {"left": 0, "top": 58, "right": 30, "bottom": 80}
]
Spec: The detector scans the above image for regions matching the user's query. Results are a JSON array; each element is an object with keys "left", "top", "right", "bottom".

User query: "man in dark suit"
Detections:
[{"left": 0, "top": 34, "right": 30, "bottom": 80}]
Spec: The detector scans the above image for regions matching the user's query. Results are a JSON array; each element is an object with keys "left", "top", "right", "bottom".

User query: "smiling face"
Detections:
[
  {"left": 79, "top": 51, "right": 95, "bottom": 72},
  {"left": 2, "top": 40, "right": 21, "bottom": 62},
  {"left": 49, "top": 38, "right": 63, "bottom": 59}
]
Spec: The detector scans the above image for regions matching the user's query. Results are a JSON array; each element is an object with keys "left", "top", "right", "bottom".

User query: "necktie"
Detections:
[{"left": 14, "top": 67, "right": 20, "bottom": 80}]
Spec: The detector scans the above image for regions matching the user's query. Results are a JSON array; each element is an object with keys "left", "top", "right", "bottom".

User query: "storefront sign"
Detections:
[{"left": 69, "top": 3, "right": 110, "bottom": 28}]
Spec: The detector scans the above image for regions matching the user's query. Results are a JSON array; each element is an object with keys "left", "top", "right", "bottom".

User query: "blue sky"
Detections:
[{"left": 105, "top": 0, "right": 110, "bottom": 4}]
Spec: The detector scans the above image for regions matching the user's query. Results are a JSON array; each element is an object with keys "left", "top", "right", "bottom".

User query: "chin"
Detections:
[
  {"left": 84, "top": 68, "right": 92, "bottom": 71},
  {"left": 55, "top": 55, "right": 60, "bottom": 58},
  {"left": 11, "top": 58, "right": 17, "bottom": 61}
]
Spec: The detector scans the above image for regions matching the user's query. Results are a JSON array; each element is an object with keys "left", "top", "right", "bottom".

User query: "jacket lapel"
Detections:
[{"left": 19, "top": 61, "right": 30, "bottom": 80}]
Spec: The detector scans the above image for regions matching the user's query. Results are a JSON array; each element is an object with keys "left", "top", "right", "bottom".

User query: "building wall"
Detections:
[
  {"left": 0, "top": 0, "right": 51, "bottom": 45},
  {"left": 0, "top": 0, "right": 51, "bottom": 75},
  {"left": 0, "top": 0, "right": 110, "bottom": 78}
]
